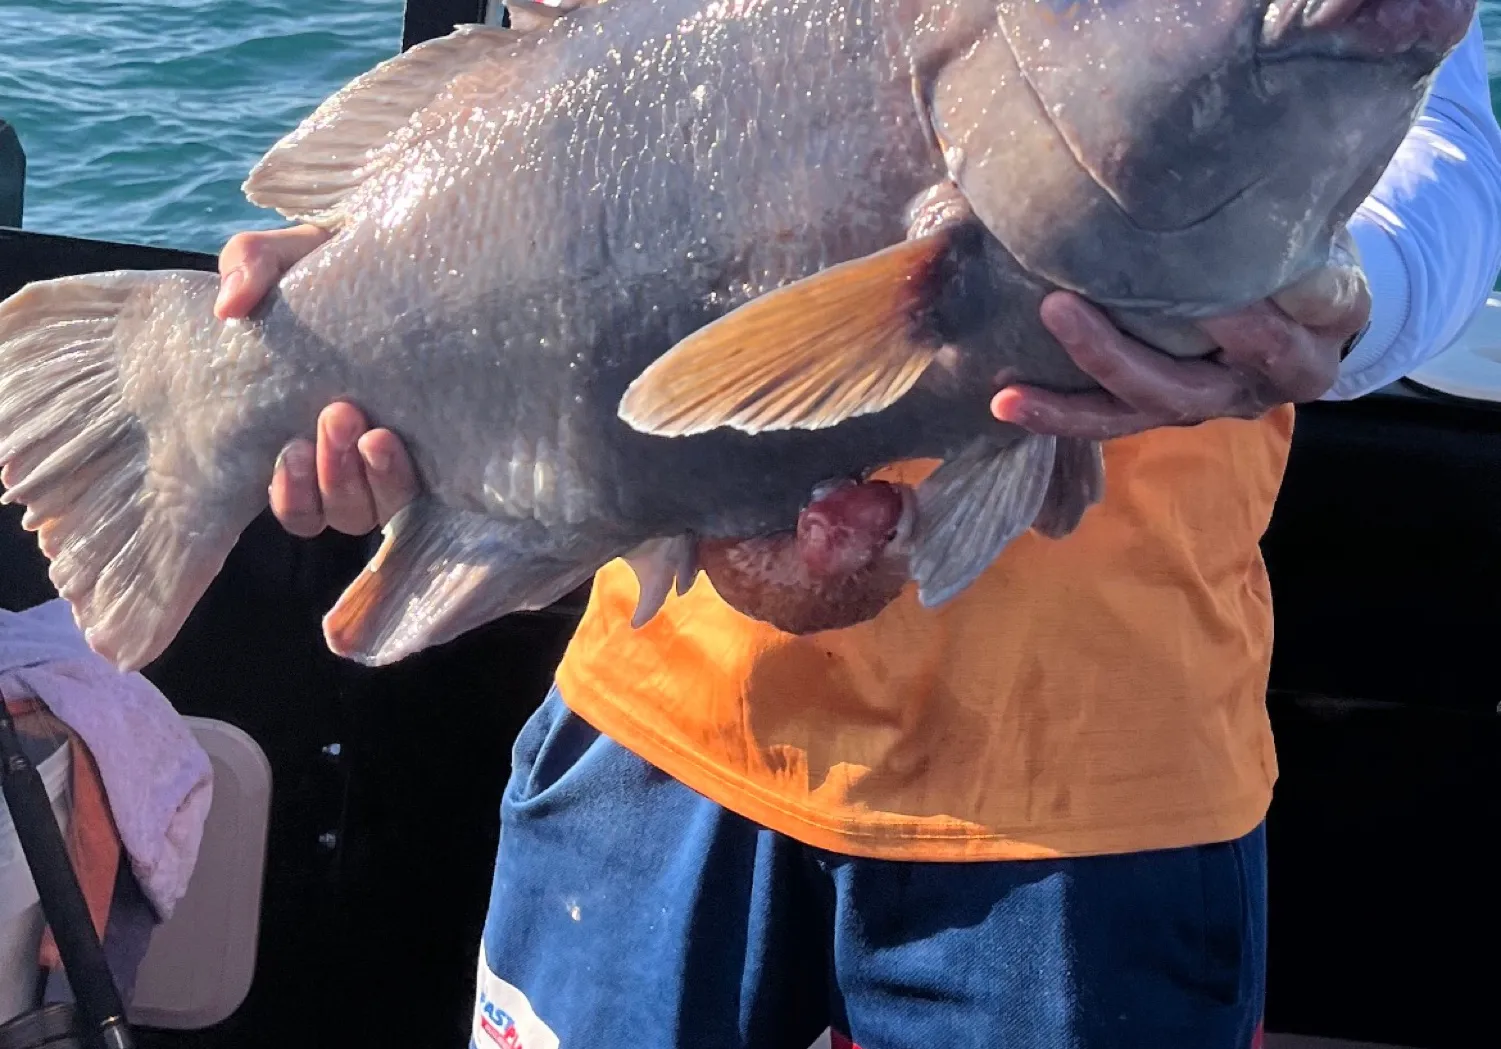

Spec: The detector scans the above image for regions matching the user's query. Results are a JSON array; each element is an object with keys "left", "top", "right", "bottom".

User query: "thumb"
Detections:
[{"left": 1271, "top": 229, "right": 1371, "bottom": 335}]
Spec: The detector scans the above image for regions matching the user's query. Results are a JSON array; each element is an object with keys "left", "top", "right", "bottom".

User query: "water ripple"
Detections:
[
  {"left": 0, "top": 0, "right": 404, "bottom": 253},
  {"left": 1, "top": 0, "right": 1498, "bottom": 261}
]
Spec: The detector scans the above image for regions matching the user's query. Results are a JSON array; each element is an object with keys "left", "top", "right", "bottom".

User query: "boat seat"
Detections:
[{"left": 127, "top": 717, "right": 271, "bottom": 1030}]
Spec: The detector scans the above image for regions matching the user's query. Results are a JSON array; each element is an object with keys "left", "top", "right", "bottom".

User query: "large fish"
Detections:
[{"left": 0, "top": 0, "right": 1473, "bottom": 671}]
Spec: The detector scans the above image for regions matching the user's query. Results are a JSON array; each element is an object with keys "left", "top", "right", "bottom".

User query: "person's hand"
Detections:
[
  {"left": 216, "top": 226, "right": 419, "bottom": 536},
  {"left": 215, "top": 224, "right": 333, "bottom": 320},
  {"left": 267, "top": 402, "right": 419, "bottom": 537},
  {"left": 994, "top": 254, "right": 1371, "bottom": 440}
]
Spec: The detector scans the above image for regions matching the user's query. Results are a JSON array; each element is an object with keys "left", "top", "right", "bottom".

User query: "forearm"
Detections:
[{"left": 1324, "top": 16, "right": 1501, "bottom": 401}]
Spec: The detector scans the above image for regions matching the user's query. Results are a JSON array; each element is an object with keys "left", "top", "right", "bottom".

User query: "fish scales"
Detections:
[{"left": 0, "top": 0, "right": 1473, "bottom": 669}]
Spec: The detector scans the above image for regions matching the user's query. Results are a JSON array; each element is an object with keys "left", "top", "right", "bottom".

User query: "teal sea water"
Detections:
[
  {"left": 0, "top": 0, "right": 404, "bottom": 253},
  {"left": 0, "top": 1, "right": 1499, "bottom": 258}
]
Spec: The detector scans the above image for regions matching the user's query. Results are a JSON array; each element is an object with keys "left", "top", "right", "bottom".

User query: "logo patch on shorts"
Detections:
[{"left": 472, "top": 949, "right": 560, "bottom": 1049}]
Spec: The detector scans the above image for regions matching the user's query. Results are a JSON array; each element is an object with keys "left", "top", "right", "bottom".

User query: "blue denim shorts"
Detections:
[{"left": 469, "top": 687, "right": 1266, "bottom": 1049}]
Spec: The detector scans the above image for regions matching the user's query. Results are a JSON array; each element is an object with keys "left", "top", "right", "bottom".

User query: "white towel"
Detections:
[{"left": 0, "top": 599, "right": 212, "bottom": 921}]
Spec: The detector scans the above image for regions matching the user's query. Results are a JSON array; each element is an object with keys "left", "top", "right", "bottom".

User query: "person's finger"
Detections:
[
  {"left": 993, "top": 386, "right": 1157, "bottom": 440},
  {"left": 214, "top": 225, "right": 332, "bottom": 320},
  {"left": 356, "top": 429, "right": 420, "bottom": 528},
  {"left": 1270, "top": 262, "right": 1370, "bottom": 333},
  {"left": 268, "top": 439, "right": 327, "bottom": 538},
  {"left": 1199, "top": 302, "right": 1339, "bottom": 405},
  {"left": 1039, "top": 292, "right": 1248, "bottom": 422},
  {"left": 316, "top": 403, "right": 382, "bottom": 536},
  {"left": 993, "top": 382, "right": 1272, "bottom": 440}
]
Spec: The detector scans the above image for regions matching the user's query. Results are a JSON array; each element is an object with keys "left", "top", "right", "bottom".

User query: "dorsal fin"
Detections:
[{"left": 242, "top": 23, "right": 516, "bottom": 227}]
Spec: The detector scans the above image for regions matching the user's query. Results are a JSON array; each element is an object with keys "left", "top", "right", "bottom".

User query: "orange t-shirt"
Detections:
[{"left": 555, "top": 408, "right": 1292, "bottom": 861}]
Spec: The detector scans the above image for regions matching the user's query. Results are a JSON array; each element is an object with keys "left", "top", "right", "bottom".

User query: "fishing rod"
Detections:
[{"left": 0, "top": 703, "right": 134, "bottom": 1049}]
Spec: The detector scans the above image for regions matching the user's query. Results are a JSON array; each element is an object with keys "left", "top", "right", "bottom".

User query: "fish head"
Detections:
[{"left": 921, "top": 0, "right": 1477, "bottom": 314}]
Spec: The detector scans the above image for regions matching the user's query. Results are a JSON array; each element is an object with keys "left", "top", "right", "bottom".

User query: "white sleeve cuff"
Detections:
[{"left": 1323, "top": 219, "right": 1413, "bottom": 401}]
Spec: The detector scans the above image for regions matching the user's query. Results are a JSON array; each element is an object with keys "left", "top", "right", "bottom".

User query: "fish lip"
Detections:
[
  {"left": 1256, "top": 0, "right": 1475, "bottom": 63},
  {"left": 1260, "top": 0, "right": 1369, "bottom": 39},
  {"left": 1258, "top": 0, "right": 1370, "bottom": 51}
]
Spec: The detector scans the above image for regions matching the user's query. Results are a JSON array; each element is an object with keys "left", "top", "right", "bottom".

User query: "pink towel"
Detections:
[{"left": 0, "top": 599, "right": 212, "bottom": 920}]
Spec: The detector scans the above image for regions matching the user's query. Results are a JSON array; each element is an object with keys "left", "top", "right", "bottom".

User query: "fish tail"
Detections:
[{"left": 0, "top": 270, "right": 274, "bottom": 672}]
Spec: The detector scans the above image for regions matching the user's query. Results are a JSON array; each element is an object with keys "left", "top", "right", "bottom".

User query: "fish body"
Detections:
[{"left": 0, "top": 0, "right": 1474, "bottom": 670}]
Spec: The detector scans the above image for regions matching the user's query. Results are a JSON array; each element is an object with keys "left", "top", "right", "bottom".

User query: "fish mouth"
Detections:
[{"left": 1257, "top": 0, "right": 1475, "bottom": 62}]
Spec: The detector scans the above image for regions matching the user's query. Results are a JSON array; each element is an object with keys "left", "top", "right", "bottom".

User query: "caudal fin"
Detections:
[{"left": 0, "top": 271, "right": 269, "bottom": 671}]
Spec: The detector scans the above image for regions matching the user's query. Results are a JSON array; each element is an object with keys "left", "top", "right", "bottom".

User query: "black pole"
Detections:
[
  {"left": 0, "top": 706, "right": 133, "bottom": 1049},
  {"left": 400, "top": 0, "right": 491, "bottom": 51},
  {"left": 0, "top": 119, "right": 23, "bottom": 228}
]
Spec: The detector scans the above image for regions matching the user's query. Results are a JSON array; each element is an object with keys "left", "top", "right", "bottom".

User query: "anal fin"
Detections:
[
  {"left": 1031, "top": 438, "right": 1105, "bottom": 540},
  {"left": 324, "top": 499, "right": 608, "bottom": 666},
  {"left": 623, "top": 535, "right": 698, "bottom": 628},
  {"left": 909, "top": 434, "right": 1057, "bottom": 607}
]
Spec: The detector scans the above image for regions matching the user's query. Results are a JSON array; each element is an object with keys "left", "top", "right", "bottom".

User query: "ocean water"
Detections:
[
  {"left": 0, "top": 0, "right": 406, "bottom": 253},
  {"left": 0, "top": 0, "right": 1499, "bottom": 258}
]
